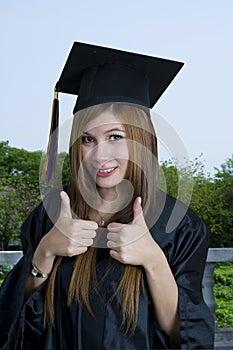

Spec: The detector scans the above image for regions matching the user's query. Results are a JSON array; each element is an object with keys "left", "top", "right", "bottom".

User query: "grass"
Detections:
[
  {"left": 214, "top": 262, "right": 233, "bottom": 328},
  {"left": 0, "top": 265, "right": 13, "bottom": 284}
]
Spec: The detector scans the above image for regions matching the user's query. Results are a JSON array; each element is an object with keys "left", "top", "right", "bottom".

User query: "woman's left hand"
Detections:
[
  {"left": 107, "top": 197, "right": 180, "bottom": 344},
  {"left": 107, "top": 197, "right": 160, "bottom": 267}
]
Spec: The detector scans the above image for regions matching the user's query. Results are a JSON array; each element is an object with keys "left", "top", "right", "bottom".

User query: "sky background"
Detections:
[{"left": 0, "top": 0, "right": 232, "bottom": 175}]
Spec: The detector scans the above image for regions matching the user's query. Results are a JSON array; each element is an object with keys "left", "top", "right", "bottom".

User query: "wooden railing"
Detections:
[
  {"left": 0, "top": 251, "right": 22, "bottom": 265},
  {"left": 203, "top": 248, "right": 233, "bottom": 348},
  {"left": 0, "top": 248, "right": 233, "bottom": 348}
]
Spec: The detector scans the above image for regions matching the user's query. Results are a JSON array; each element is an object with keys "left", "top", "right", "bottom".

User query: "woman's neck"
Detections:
[
  {"left": 97, "top": 186, "right": 118, "bottom": 203},
  {"left": 89, "top": 187, "right": 124, "bottom": 226},
  {"left": 97, "top": 186, "right": 130, "bottom": 214}
]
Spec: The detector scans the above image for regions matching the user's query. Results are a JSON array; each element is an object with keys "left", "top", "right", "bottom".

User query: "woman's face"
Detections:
[{"left": 81, "top": 110, "right": 129, "bottom": 191}]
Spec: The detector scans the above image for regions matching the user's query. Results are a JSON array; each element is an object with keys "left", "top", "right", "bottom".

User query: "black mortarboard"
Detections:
[
  {"left": 43, "top": 42, "right": 184, "bottom": 183},
  {"left": 56, "top": 42, "right": 184, "bottom": 112}
]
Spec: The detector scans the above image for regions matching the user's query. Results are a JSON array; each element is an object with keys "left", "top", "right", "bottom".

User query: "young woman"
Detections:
[{"left": 0, "top": 43, "right": 214, "bottom": 349}]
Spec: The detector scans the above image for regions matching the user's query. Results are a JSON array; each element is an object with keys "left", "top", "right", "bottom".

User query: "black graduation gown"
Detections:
[{"left": 0, "top": 189, "right": 214, "bottom": 349}]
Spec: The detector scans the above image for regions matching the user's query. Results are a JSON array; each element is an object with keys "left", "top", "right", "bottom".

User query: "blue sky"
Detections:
[{"left": 0, "top": 0, "right": 232, "bottom": 174}]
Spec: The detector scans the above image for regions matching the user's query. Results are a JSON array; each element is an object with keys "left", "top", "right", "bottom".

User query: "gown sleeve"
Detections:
[
  {"left": 173, "top": 217, "right": 215, "bottom": 349},
  {"left": 152, "top": 195, "right": 215, "bottom": 349},
  {"left": 0, "top": 189, "right": 61, "bottom": 348}
]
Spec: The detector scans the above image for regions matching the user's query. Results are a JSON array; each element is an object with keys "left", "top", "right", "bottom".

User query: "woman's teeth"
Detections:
[{"left": 98, "top": 167, "right": 115, "bottom": 173}]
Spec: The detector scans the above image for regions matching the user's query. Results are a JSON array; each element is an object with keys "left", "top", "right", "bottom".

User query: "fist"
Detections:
[
  {"left": 107, "top": 197, "right": 157, "bottom": 266},
  {"left": 41, "top": 191, "right": 98, "bottom": 258}
]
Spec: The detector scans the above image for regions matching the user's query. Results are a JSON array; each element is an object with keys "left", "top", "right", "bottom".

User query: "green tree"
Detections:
[
  {"left": 191, "top": 156, "right": 233, "bottom": 247},
  {"left": 0, "top": 141, "right": 42, "bottom": 184},
  {"left": 0, "top": 141, "right": 42, "bottom": 249},
  {"left": 211, "top": 156, "right": 233, "bottom": 246},
  {"left": 0, "top": 176, "right": 40, "bottom": 250},
  {"left": 159, "top": 155, "right": 233, "bottom": 247},
  {"left": 0, "top": 142, "right": 71, "bottom": 248}
]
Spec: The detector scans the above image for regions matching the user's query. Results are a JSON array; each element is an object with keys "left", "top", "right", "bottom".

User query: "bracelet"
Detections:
[{"left": 31, "top": 263, "right": 50, "bottom": 278}]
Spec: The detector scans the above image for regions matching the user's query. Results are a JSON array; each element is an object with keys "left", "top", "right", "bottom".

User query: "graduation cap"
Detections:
[{"left": 43, "top": 42, "right": 184, "bottom": 184}]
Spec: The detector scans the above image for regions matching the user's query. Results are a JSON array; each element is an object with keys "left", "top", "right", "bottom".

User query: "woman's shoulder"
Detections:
[
  {"left": 22, "top": 187, "right": 62, "bottom": 225},
  {"left": 151, "top": 191, "right": 210, "bottom": 267},
  {"left": 151, "top": 190, "right": 209, "bottom": 244},
  {"left": 20, "top": 187, "right": 64, "bottom": 252}
]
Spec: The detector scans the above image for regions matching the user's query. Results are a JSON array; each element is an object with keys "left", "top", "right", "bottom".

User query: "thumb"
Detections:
[
  {"left": 132, "top": 197, "right": 144, "bottom": 224},
  {"left": 59, "top": 191, "right": 72, "bottom": 218}
]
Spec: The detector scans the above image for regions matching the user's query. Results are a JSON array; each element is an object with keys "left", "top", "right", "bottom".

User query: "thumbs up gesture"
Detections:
[
  {"left": 38, "top": 191, "right": 98, "bottom": 259},
  {"left": 107, "top": 197, "right": 157, "bottom": 267}
]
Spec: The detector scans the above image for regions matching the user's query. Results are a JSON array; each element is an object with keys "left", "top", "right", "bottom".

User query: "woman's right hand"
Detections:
[{"left": 32, "top": 191, "right": 98, "bottom": 274}]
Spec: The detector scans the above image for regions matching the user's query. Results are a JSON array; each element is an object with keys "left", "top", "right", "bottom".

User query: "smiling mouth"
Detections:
[{"left": 96, "top": 167, "right": 117, "bottom": 176}]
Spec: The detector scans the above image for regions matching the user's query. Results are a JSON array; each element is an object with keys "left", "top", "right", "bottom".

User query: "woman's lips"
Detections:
[{"left": 96, "top": 167, "right": 117, "bottom": 177}]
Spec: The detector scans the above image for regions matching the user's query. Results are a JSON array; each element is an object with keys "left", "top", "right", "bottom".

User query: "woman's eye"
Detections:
[
  {"left": 109, "top": 134, "right": 124, "bottom": 141},
  {"left": 82, "top": 135, "right": 95, "bottom": 143}
]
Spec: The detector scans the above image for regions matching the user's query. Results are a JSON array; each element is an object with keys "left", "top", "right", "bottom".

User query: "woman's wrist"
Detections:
[
  {"left": 32, "top": 239, "right": 56, "bottom": 275},
  {"left": 31, "top": 254, "right": 55, "bottom": 275},
  {"left": 31, "top": 262, "right": 51, "bottom": 278},
  {"left": 142, "top": 242, "right": 167, "bottom": 274}
]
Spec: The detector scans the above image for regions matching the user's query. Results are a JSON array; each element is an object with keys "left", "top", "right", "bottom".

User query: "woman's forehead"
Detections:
[{"left": 84, "top": 111, "right": 124, "bottom": 132}]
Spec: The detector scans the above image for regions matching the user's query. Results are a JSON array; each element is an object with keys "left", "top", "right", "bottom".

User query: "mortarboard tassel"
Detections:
[{"left": 43, "top": 87, "right": 59, "bottom": 185}]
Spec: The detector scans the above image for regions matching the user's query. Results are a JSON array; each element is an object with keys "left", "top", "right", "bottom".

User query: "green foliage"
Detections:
[
  {"left": 214, "top": 263, "right": 233, "bottom": 327},
  {"left": 0, "top": 176, "right": 40, "bottom": 249},
  {"left": 0, "top": 141, "right": 43, "bottom": 183},
  {"left": 159, "top": 154, "right": 233, "bottom": 247},
  {"left": 60, "top": 152, "right": 71, "bottom": 185},
  {"left": 0, "top": 141, "right": 71, "bottom": 249},
  {"left": 0, "top": 141, "right": 42, "bottom": 249},
  {"left": 0, "top": 265, "right": 13, "bottom": 285}
]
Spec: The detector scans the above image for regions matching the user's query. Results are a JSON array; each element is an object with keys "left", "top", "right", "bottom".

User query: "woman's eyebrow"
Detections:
[
  {"left": 83, "top": 127, "right": 126, "bottom": 135},
  {"left": 104, "top": 127, "right": 126, "bottom": 134}
]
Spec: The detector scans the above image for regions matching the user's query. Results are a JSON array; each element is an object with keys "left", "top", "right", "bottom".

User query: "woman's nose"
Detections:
[{"left": 91, "top": 141, "right": 112, "bottom": 163}]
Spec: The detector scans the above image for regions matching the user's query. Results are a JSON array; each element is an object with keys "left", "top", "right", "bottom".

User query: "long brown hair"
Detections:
[{"left": 45, "top": 103, "right": 158, "bottom": 335}]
